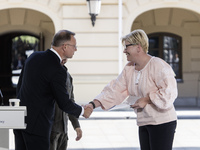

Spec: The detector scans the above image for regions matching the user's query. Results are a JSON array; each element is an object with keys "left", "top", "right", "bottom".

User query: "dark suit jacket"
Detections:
[
  {"left": 17, "top": 49, "right": 82, "bottom": 137},
  {"left": 51, "top": 71, "right": 80, "bottom": 135}
]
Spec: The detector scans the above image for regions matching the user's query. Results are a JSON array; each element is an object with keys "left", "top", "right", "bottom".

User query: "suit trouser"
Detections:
[
  {"left": 50, "top": 131, "right": 68, "bottom": 150},
  {"left": 13, "top": 129, "right": 49, "bottom": 150},
  {"left": 139, "top": 120, "right": 177, "bottom": 150}
]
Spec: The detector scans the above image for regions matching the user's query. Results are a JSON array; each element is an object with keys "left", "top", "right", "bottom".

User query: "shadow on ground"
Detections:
[{"left": 68, "top": 147, "right": 200, "bottom": 150}]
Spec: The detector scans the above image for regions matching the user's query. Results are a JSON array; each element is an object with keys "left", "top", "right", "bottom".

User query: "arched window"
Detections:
[{"left": 148, "top": 33, "right": 182, "bottom": 81}]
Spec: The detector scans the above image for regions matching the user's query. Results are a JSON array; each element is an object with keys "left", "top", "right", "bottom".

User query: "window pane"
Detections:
[
  {"left": 148, "top": 50, "right": 159, "bottom": 57},
  {"left": 149, "top": 37, "right": 159, "bottom": 49},
  {"left": 163, "top": 49, "right": 175, "bottom": 62},
  {"left": 172, "top": 53, "right": 180, "bottom": 77},
  {"left": 163, "top": 35, "right": 180, "bottom": 78},
  {"left": 163, "top": 49, "right": 169, "bottom": 62},
  {"left": 163, "top": 36, "right": 179, "bottom": 49}
]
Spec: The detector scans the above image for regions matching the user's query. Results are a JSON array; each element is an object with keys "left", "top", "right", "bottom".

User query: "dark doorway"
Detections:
[{"left": 0, "top": 32, "right": 43, "bottom": 105}]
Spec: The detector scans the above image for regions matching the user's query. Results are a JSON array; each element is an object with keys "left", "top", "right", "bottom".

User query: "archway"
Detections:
[
  {"left": 0, "top": 8, "right": 55, "bottom": 105},
  {"left": 124, "top": 1, "right": 200, "bottom": 34}
]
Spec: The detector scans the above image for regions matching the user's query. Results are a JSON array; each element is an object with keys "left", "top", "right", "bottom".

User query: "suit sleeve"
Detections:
[
  {"left": 50, "top": 68, "right": 82, "bottom": 118},
  {"left": 68, "top": 114, "right": 80, "bottom": 129}
]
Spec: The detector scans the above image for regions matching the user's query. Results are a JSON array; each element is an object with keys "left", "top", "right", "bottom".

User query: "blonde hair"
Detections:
[{"left": 122, "top": 29, "right": 149, "bottom": 53}]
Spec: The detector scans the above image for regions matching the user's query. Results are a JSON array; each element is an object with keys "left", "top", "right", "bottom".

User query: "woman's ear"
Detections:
[{"left": 137, "top": 45, "right": 141, "bottom": 53}]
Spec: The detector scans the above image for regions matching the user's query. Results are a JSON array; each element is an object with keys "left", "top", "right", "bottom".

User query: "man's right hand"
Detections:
[{"left": 83, "top": 105, "right": 93, "bottom": 118}]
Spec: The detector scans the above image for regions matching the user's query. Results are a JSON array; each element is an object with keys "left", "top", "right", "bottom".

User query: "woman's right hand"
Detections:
[{"left": 130, "top": 97, "right": 151, "bottom": 109}]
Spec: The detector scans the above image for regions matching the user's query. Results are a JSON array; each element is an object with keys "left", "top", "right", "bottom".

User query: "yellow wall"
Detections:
[{"left": 1, "top": 0, "right": 200, "bottom": 106}]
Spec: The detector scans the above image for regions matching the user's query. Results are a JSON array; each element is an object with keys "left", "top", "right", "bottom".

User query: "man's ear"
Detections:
[{"left": 62, "top": 44, "right": 66, "bottom": 51}]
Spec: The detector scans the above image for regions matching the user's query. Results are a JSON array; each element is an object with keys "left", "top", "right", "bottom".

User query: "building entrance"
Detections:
[{"left": 0, "top": 32, "right": 41, "bottom": 105}]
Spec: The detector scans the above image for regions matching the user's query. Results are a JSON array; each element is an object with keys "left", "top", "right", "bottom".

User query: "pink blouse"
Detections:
[{"left": 95, "top": 57, "right": 178, "bottom": 126}]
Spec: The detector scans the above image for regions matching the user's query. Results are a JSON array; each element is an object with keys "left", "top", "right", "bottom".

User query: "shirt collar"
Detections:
[{"left": 50, "top": 48, "right": 62, "bottom": 63}]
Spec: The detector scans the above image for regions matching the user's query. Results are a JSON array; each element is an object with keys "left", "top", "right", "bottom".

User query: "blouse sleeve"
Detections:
[
  {"left": 149, "top": 60, "right": 178, "bottom": 110},
  {"left": 94, "top": 67, "right": 129, "bottom": 110}
]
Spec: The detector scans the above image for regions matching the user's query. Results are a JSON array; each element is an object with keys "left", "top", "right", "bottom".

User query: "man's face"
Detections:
[{"left": 63, "top": 35, "right": 77, "bottom": 59}]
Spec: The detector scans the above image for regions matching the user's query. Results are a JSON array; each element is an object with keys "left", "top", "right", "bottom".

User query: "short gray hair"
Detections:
[{"left": 52, "top": 30, "right": 75, "bottom": 47}]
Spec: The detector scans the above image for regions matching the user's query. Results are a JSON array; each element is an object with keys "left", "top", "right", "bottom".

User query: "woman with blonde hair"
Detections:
[{"left": 86, "top": 29, "right": 177, "bottom": 150}]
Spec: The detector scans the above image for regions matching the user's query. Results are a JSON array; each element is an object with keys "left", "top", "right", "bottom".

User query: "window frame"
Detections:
[{"left": 148, "top": 32, "right": 183, "bottom": 82}]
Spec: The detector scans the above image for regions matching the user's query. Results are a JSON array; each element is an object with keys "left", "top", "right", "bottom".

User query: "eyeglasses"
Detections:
[
  {"left": 66, "top": 44, "right": 77, "bottom": 49},
  {"left": 124, "top": 43, "right": 137, "bottom": 50}
]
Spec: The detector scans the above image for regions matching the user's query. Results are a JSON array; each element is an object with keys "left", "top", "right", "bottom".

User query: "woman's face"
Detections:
[{"left": 123, "top": 41, "right": 138, "bottom": 62}]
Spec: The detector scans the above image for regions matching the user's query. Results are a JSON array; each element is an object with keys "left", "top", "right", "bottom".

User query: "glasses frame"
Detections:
[
  {"left": 124, "top": 43, "right": 137, "bottom": 50},
  {"left": 66, "top": 44, "right": 77, "bottom": 49}
]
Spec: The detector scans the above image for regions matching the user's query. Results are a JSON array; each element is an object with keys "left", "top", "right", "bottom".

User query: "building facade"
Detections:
[{"left": 0, "top": 0, "right": 200, "bottom": 107}]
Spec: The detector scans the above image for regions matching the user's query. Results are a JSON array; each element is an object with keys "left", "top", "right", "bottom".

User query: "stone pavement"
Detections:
[
  {"left": 7, "top": 108, "right": 200, "bottom": 150},
  {"left": 67, "top": 108, "right": 200, "bottom": 150}
]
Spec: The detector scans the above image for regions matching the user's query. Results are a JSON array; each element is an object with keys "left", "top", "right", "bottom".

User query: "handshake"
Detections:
[{"left": 82, "top": 101, "right": 96, "bottom": 118}]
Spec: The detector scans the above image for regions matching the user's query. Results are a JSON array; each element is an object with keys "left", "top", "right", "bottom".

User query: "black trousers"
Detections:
[
  {"left": 50, "top": 131, "right": 68, "bottom": 150},
  {"left": 13, "top": 129, "right": 50, "bottom": 150},
  {"left": 139, "top": 120, "right": 177, "bottom": 150}
]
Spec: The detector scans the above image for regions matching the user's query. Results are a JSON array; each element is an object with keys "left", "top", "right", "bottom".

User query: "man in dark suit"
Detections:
[
  {"left": 50, "top": 59, "right": 82, "bottom": 150},
  {"left": 13, "top": 30, "right": 91, "bottom": 150}
]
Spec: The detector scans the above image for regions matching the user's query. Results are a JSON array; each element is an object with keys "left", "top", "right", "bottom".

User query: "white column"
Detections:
[{"left": 118, "top": 0, "right": 123, "bottom": 74}]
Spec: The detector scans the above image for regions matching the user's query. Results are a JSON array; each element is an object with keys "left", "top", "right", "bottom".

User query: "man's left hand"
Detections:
[{"left": 75, "top": 127, "right": 82, "bottom": 141}]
